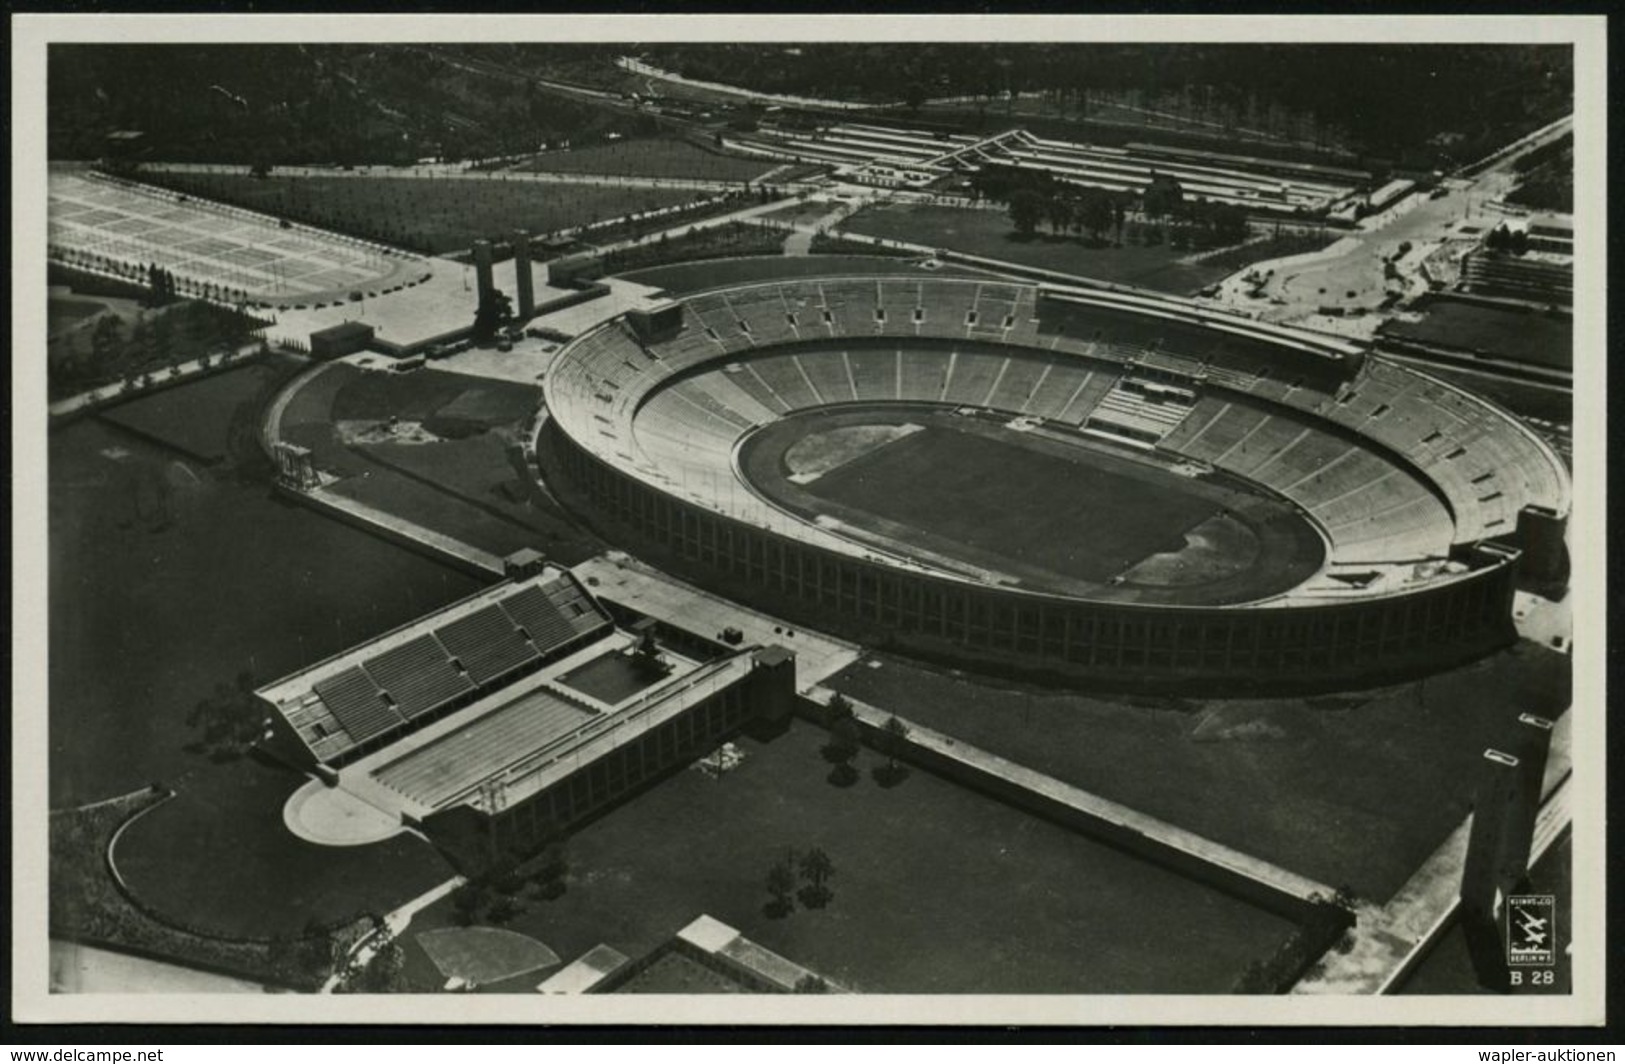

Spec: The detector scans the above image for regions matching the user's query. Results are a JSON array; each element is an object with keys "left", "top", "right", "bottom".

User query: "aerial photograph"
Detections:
[{"left": 18, "top": 14, "right": 1600, "bottom": 1024}]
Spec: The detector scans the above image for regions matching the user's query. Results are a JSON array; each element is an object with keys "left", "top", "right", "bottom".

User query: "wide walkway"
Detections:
[{"left": 573, "top": 552, "right": 862, "bottom": 691}]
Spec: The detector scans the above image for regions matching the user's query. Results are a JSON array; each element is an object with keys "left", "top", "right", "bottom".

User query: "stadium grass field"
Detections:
[
  {"left": 739, "top": 407, "right": 1324, "bottom": 603},
  {"left": 840, "top": 204, "right": 1238, "bottom": 294},
  {"left": 1381, "top": 297, "right": 1573, "bottom": 371},
  {"left": 143, "top": 172, "right": 710, "bottom": 255},
  {"left": 808, "top": 425, "right": 1218, "bottom": 581},
  {"left": 825, "top": 639, "right": 1571, "bottom": 902},
  {"left": 522, "top": 136, "right": 775, "bottom": 183},
  {"left": 398, "top": 719, "right": 1296, "bottom": 993}
]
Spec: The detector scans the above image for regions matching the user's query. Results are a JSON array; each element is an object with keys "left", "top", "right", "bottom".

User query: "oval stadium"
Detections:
[{"left": 540, "top": 275, "right": 1570, "bottom": 689}]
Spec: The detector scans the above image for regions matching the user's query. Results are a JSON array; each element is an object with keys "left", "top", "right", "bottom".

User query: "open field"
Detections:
[
  {"left": 113, "top": 756, "right": 449, "bottom": 938},
  {"left": 616, "top": 254, "right": 994, "bottom": 294},
  {"left": 99, "top": 363, "right": 279, "bottom": 464},
  {"left": 807, "top": 425, "right": 1215, "bottom": 580},
  {"left": 825, "top": 640, "right": 1570, "bottom": 903},
  {"left": 524, "top": 137, "right": 775, "bottom": 182},
  {"left": 48, "top": 297, "right": 107, "bottom": 334},
  {"left": 741, "top": 409, "right": 1323, "bottom": 603},
  {"left": 398, "top": 719, "right": 1296, "bottom": 994},
  {"left": 143, "top": 171, "right": 708, "bottom": 255},
  {"left": 842, "top": 204, "right": 1237, "bottom": 294},
  {"left": 278, "top": 363, "right": 601, "bottom": 564},
  {"left": 49, "top": 383, "right": 486, "bottom": 809},
  {"left": 1381, "top": 299, "right": 1572, "bottom": 371}
]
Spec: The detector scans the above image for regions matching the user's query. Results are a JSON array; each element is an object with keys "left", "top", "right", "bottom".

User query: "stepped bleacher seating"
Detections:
[
  {"left": 799, "top": 350, "right": 856, "bottom": 404},
  {"left": 988, "top": 355, "right": 1049, "bottom": 412},
  {"left": 746, "top": 353, "right": 819, "bottom": 410},
  {"left": 899, "top": 346, "right": 951, "bottom": 401},
  {"left": 363, "top": 634, "right": 477, "bottom": 721},
  {"left": 313, "top": 666, "right": 404, "bottom": 743},
  {"left": 554, "top": 277, "right": 1566, "bottom": 574},
  {"left": 942, "top": 350, "right": 1009, "bottom": 406},
  {"left": 848, "top": 348, "right": 896, "bottom": 401},
  {"left": 436, "top": 604, "right": 540, "bottom": 686},
  {"left": 500, "top": 584, "right": 579, "bottom": 652},
  {"left": 1085, "top": 380, "right": 1196, "bottom": 442}
]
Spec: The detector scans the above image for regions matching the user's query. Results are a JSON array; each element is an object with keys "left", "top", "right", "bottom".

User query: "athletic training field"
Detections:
[{"left": 740, "top": 407, "right": 1324, "bottom": 605}]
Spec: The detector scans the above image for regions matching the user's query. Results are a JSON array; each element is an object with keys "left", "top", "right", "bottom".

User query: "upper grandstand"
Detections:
[
  {"left": 544, "top": 275, "right": 1569, "bottom": 609},
  {"left": 258, "top": 566, "right": 612, "bottom": 767}
]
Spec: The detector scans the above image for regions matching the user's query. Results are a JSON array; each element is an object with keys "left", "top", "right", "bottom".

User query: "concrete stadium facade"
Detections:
[{"left": 540, "top": 274, "right": 1569, "bottom": 690}]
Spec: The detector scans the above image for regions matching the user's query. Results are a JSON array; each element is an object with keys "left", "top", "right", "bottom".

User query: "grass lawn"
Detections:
[
  {"left": 49, "top": 406, "right": 486, "bottom": 809},
  {"left": 146, "top": 172, "right": 710, "bottom": 255},
  {"left": 804, "top": 425, "right": 1217, "bottom": 582},
  {"left": 100, "top": 363, "right": 281, "bottom": 464},
  {"left": 740, "top": 408, "right": 1322, "bottom": 602},
  {"left": 616, "top": 254, "right": 996, "bottom": 294},
  {"left": 1382, "top": 299, "right": 1573, "bottom": 371},
  {"left": 329, "top": 366, "right": 540, "bottom": 426},
  {"left": 416, "top": 927, "right": 561, "bottom": 985},
  {"left": 280, "top": 363, "right": 601, "bottom": 564},
  {"left": 113, "top": 755, "right": 450, "bottom": 938},
  {"left": 842, "top": 204, "right": 1236, "bottom": 295},
  {"left": 611, "top": 952, "right": 751, "bottom": 993},
  {"left": 523, "top": 137, "right": 774, "bottom": 183},
  {"left": 825, "top": 640, "right": 1571, "bottom": 903},
  {"left": 48, "top": 297, "right": 107, "bottom": 334},
  {"left": 399, "top": 720, "right": 1295, "bottom": 994}
]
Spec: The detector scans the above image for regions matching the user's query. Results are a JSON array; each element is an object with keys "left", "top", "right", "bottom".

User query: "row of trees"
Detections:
[
  {"left": 982, "top": 163, "right": 1252, "bottom": 250},
  {"left": 821, "top": 694, "right": 910, "bottom": 789},
  {"left": 764, "top": 846, "right": 836, "bottom": 918}
]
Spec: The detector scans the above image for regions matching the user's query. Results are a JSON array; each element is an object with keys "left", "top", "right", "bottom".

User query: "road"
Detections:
[{"left": 1203, "top": 113, "right": 1573, "bottom": 334}]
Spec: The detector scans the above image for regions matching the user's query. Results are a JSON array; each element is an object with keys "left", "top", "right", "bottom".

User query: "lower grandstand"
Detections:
[{"left": 538, "top": 275, "right": 1569, "bottom": 690}]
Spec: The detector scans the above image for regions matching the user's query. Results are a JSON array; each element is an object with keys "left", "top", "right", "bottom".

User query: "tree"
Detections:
[
  {"left": 336, "top": 929, "right": 408, "bottom": 994},
  {"left": 822, "top": 716, "right": 861, "bottom": 787},
  {"left": 765, "top": 856, "right": 797, "bottom": 918},
  {"left": 1008, "top": 188, "right": 1046, "bottom": 237},
  {"left": 793, "top": 974, "right": 830, "bottom": 993},
  {"left": 471, "top": 287, "right": 513, "bottom": 341},
  {"left": 1043, "top": 195, "right": 1072, "bottom": 236},
  {"left": 1075, "top": 186, "right": 1114, "bottom": 241},
  {"left": 1143, "top": 171, "right": 1185, "bottom": 219},
  {"left": 873, "top": 715, "right": 911, "bottom": 787},
  {"left": 823, "top": 692, "right": 854, "bottom": 729},
  {"left": 184, "top": 669, "right": 262, "bottom": 758},
  {"left": 798, "top": 847, "right": 834, "bottom": 908}
]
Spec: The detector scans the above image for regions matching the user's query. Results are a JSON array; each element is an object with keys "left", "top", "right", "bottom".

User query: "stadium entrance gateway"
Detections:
[{"left": 258, "top": 555, "right": 797, "bottom": 873}]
